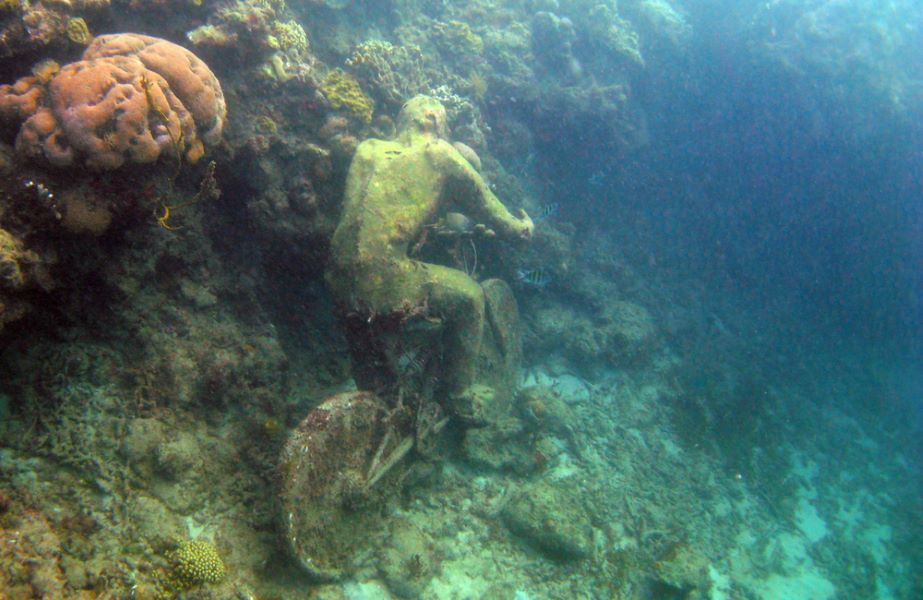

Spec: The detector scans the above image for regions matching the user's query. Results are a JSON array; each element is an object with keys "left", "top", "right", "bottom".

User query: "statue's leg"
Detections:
[
  {"left": 418, "top": 265, "right": 486, "bottom": 398},
  {"left": 336, "top": 260, "right": 486, "bottom": 401},
  {"left": 341, "top": 311, "right": 399, "bottom": 392}
]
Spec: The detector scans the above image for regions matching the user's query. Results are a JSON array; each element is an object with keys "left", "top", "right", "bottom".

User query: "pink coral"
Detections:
[{"left": 0, "top": 34, "right": 226, "bottom": 170}]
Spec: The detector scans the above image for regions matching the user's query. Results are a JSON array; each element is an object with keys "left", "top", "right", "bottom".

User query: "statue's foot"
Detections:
[{"left": 449, "top": 384, "right": 496, "bottom": 427}]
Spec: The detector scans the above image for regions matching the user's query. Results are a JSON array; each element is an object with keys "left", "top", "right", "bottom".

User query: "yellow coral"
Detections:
[
  {"left": 168, "top": 539, "right": 226, "bottom": 588},
  {"left": 66, "top": 17, "right": 92, "bottom": 45},
  {"left": 0, "top": 228, "right": 33, "bottom": 289},
  {"left": 271, "top": 19, "right": 309, "bottom": 57},
  {"left": 320, "top": 70, "right": 374, "bottom": 124},
  {"left": 30, "top": 59, "right": 60, "bottom": 83},
  {"left": 0, "top": 0, "right": 20, "bottom": 13},
  {"left": 262, "top": 53, "right": 292, "bottom": 82}
]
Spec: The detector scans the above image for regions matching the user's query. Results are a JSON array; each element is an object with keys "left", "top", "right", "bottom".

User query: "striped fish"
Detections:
[
  {"left": 516, "top": 267, "right": 551, "bottom": 288},
  {"left": 534, "top": 202, "right": 560, "bottom": 222}
]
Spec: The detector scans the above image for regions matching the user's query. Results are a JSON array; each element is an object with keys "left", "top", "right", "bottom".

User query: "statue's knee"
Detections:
[{"left": 456, "top": 283, "right": 485, "bottom": 318}]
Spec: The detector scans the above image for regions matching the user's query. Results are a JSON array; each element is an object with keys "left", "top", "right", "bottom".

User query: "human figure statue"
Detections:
[{"left": 326, "top": 95, "right": 533, "bottom": 410}]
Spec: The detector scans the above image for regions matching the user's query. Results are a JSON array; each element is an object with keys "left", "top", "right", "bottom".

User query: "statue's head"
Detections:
[{"left": 396, "top": 95, "right": 449, "bottom": 140}]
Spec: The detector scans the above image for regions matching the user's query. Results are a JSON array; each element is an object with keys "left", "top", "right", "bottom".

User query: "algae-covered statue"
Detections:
[{"left": 326, "top": 95, "right": 533, "bottom": 408}]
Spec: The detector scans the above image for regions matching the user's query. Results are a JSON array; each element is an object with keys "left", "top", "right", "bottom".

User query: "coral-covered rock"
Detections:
[
  {"left": 0, "top": 0, "right": 110, "bottom": 61},
  {"left": 0, "top": 509, "right": 66, "bottom": 597},
  {"left": 0, "top": 226, "right": 46, "bottom": 333},
  {"left": 0, "top": 34, "right": 226, "bottom": 170},
  {"left": 0, "top": 227, "right": 37, "bottom": 290},
  {"left": 501, "top": 477, "right": 593, "bottom": 561},
  {"left": 378, "top": 519, "right": 437, "bottom": 598},
  {"left": 58, "top": 185, "right": 113, "bottom": 236}
]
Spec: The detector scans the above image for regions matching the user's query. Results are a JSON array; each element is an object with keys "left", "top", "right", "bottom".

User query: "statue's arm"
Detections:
[
  {"left": 343, "top": 140, "right": 378, "bottom": 204},
  {"left": 437, "top": 143, "right": 533, "bottom": 240}
]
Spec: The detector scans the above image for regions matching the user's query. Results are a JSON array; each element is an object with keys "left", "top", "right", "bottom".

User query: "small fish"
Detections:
[
  {"left": 443, "top": 212, "right": 474, "bottom": 233},
  {"left": 397, "top": 350, "right": 424, "bottom": 374},
  {"left": 534, "top": 202, "right": 560, "bottom": 222},
  {"left": 516, "top": 267, "right": 551, "bottom": 288}
]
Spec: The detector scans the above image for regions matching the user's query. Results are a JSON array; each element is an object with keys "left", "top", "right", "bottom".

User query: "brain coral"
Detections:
[
  {"left": 0, "top": 34, "right": 226, "bottom": 170},
  {"left": 168, "top": 539, "right": 226, "bottom": 587}
]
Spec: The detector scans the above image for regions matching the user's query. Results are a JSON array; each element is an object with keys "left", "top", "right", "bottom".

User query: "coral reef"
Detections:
[
  {"left": 0, "top": 508, "right": 66, "bottom": 597},
  {"left": 0, "top": 34, "right": 226, "bottom": 169},
  {"left": 431, "top": 19, "right": 483, "bottom": 67},
  {"left": 186, "top": 0, "right": 315, "bottom": 83},
  {"left": 0, "top": 1, "right": 916, "bottom": 599},
  {"left": 0, "top": 225, "right": 49, "bottom": 333},
  {"left": 584, "top": 3, "right": 645, "bottom": 68},
  {"left": 319, "top": 69, "right": 374, "bottom": 124},
  {"left": 524, "top": 298, "right": 659, "bottom": 374},
  {"left": 346, "top": 40, "right": 429, "bottom": 108},
  {"left": 0, "top": 226, "right": 35, "bottom": 290},
  {"left": 269, "top": 18, "right": 309, "bottom": 57},
  {"left": 530, "top": 11, "right": 580, "bottom": 79},
  {"left": 635, "top": 0, "right": 691, "bottom": 48},
  {"left": 167, "top": 539, "right": 226, "bottom": 588},
  {"left": 0, "top": 0, "right": 109, "bottom": 60},
  {"left": 58, "top": 185, "right": 112, "bottom": 235}
]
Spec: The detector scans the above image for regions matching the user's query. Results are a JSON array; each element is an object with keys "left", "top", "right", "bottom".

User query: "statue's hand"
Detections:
[{"left": 516, "top": 209, "right": 535, "bottom": 240}]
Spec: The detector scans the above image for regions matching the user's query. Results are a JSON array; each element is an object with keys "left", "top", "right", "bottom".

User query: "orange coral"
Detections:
[
  {"left": 0, "top": 76, "right": 45, "bottom": 121},
  {"left": 0, "top": 34, "right": 226, "bottom": 170},
  {"left": 84, "top": 34, "right": 226, "bottom": 145}
]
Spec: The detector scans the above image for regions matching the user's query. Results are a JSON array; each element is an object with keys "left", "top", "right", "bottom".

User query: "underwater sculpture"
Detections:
[
  {"left": 326, "top": 94, "right": 533, "bottom": 412},
  {"left": 282, "top": 97, "right": 530, "bottom": 580},
  {"left": 0, "top": 34, "right": 226, "bottom": 170}
]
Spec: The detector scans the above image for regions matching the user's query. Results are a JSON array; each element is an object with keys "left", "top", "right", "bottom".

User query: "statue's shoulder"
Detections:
[
  {"left": 356, "top": 137, "right": 385, "bottom": 153},
  {"left": 423, "top": 138, "right": 462, "bottom": 164},
  {"left": 355, "top": 137, "right": 403, "bottom": 160},
  {"left": 426, "top": 138, "right": 455, "bottom": 153}
]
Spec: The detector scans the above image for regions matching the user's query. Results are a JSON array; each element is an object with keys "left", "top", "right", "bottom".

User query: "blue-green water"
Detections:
[{"left": 0, "top": 0, "right": 919, "bottom": 598}]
